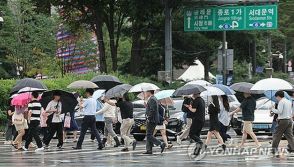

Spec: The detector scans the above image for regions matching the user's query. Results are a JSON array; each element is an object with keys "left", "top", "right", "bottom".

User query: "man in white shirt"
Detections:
[
  {"left": 44, "top": 91, "right": 63, "bottom": 149},
  {"left": 271, "top": 91, "right": 294, "bottom": 154}
]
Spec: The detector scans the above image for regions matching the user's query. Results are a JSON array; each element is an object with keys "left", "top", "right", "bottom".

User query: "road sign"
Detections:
[{"left": 184, "top": 4, "right": 278, "bottom": 31}]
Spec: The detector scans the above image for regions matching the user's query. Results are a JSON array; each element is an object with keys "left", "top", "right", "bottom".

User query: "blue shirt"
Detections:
[
  {"left": 83, "top": 97, "right": 97, "bottom": 116},
  {"left": 95, "top": 100, "right": 104, "bottom": 121}
]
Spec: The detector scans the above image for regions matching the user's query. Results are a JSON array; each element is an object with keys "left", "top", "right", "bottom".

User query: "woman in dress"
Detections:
[
  {"left": 12, "top": 106, "right": 27, "bottom": 150},
  {"left": 204, "top": 95, "right": 226, "bottom": 151}
]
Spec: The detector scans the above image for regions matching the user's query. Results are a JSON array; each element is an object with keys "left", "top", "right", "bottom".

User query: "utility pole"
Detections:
[
  {"left": 164, "top": 0, "right": 173, "bottom": 83},
  {"left": 284, "top": 38, "right": 287, "bottom": 73},
  {"left": 268, "top": 34, "right": 272, "bottom": 77},
  {"left": 222, "top": 31, "right": 227, "bottom": 85}
]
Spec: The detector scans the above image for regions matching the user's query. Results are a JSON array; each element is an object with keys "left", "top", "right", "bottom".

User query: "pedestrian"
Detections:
[
  {"left": 12, "top": 106, "right": 28, "bottom": 150},
  {"left": 106, "top": 93, "right": 137, "bottom": 151},
  {"left": 73, "top": 88, "right": 104, "bottom": 150},
  {"left": 230, "top": 92, "right": 261, "bottom": 148},
  {"left": 143, "top": 90, "right": 165, "bottom": 154},
  {"left": 91, "top": 98, "right": 104, "bottom": 141},
  {"left": 271, "top": 91, "right": 294, "bottom": 154},
  {"left": 177, "top": 96, "right": 193, "bottom": 144},
  {"left": 96, "top": 96, "right": 120, "bottom": 147},
  {"left": 154, "top": 103, "right": 173, "bottom": 149},
  {"left": 218, "top": 95, "right": 232, "bottom": 144},
  {"left": 186, "top": 93, "right": 205, "bottom": 156},
  {"left": 44, "top": 91, "right": 64, "bottom": 149},
  {"left": 40, "top": 105, "right": 49, "bottom": 143},
  {"left": 4, "top": 104, "right": 16, "bottom": 145},
  {"left": 204, "top": 95, "right": 226, "bottom": 151},
  {"left": 22, "top": 92, "right": 44, "bottom": 152}
]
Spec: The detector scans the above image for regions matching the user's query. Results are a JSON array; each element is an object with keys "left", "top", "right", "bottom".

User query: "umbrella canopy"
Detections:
[
  {"left": 40, "top": 90, "right": 78, "bottom": 114},
  {"left": 11, "top": 78, "right": 47, "bottom": 94},
  {"left": 230, "top": 82, "right": 262, "bottom": 94},
  {"left": 93, "top": 89, "right": 106, "bottom": 100},
  {"left": 11, "top": 92, "right": 33, "bottom": 107},
  {"left": 173, "top": 84, "right": 206, "bottom": 96},
  {"left": 154, "top": 90, "right": 175, "bottom": 100},
  {"left": 213, "top": 84, "right": 236, "bottom": 95},
  {"left": 158, "top": 97, "right": 174, "bottom": 106},
  {"left": 185, "top": 80, "right": 212, "bottom": 87},
  {"left": 18, "top": 87, "right": 47, "bottom": 94},
  {"left": 105, "top": 84, "right": 132, "bottom": 98},
  {"left": 251, "top": 78, "right": 293, "bottom": 91},
  {"left": 129, "top": 83, "right": 160, "bottom": 93},
  {"left": 90, "top": 75, "right": 122, "bottom": 90},
  {"left": 201, "top": 86, "right": 225, "bottom": 96},
  {"left": 264, "top": 90, "right": 292, "bottom": 103},
  {"left": 67, "top": 80, "right": 98, "bottom": 89}
]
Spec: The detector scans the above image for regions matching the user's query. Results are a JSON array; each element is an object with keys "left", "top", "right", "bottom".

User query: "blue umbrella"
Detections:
[
  {"left": 155, "top": 90, "right": 175, "bottom": 100},
  {"left": 93, "top": 89, "right": 106, "bottom": 99},
  {"left": 213, "top": 84, "right": 236, "bottom": 95},
  {"left": 264, "top": 90, "right": 292, "bottom": 103}
]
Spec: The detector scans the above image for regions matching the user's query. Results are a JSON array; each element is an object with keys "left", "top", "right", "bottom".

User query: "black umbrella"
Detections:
[
  {"left": 230, "top": 82, "right": 263, "bottom": 94},
  {"left": 173, "top": 84, "right": 206, "bottom": 96},
  {"left": 105, "top": 84, "right": 132, "bottom": 98},
  {"left": 11, "top": 78, "right": 47, "bottom": 95},
  {"left": 90, "top": 75, "right": 122, "bottom": 90},
  {"left": 40, "top": 90, "right": 78, "bottom": 114}
]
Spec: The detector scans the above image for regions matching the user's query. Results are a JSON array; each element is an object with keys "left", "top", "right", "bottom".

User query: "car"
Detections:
[
  {"left": 131, "top": 99, "right": 184, "bottom": 141},
  {"left": 231, "top": 97, "right": 273, "bottom": 135}
]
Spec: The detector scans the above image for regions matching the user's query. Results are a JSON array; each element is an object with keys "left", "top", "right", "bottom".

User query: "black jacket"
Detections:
[{"left": 146, "top": 96, "right": 160, "bottom": 124}]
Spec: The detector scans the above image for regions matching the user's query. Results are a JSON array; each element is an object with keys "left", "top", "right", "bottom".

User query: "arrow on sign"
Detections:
[{"left": 260, "top": 23, "right": 266, "bottom": 27}]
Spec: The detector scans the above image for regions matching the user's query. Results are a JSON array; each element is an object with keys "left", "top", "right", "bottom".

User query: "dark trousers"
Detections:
[
  {"left": 272, "top": 119, "right": 294, "bottom": 151},
  {"left": 189, "top": 119, "right": 204, "bottom": 144},
  {"left": 41, "top": 127, "right": 49, "bottom": 142},
  {"left": 5, "top": 124, "right": 16, "bottom": 141},
  {"left": 219, "top": 123, "right": 231, "bottom": 142},
  {"left": 77, "top": 115, "right": 102, "bottom": 148},
  {"left": 91, "top": 121, "right": 105, "bottom": 140},
  {"left": 146, "top": 121, "right": 161, "bottom": 152},
  {"left": 25, "top": 120, "right": 43, "bottom": 149},
  {"left": 44, "top": 122, "right": 63, "bottom": 147}
]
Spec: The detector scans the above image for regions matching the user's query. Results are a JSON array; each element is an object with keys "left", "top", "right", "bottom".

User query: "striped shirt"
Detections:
[{"left": 28, "top": 100, "right": 42, "bottom": 121}]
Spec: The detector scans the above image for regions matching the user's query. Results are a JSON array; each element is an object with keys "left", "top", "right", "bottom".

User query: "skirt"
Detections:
[{"left": 14, "top": 120, "right": 28, "bottom": 131}]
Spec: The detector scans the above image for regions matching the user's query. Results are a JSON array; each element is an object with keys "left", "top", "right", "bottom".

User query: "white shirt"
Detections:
[
  {"left": 218, "top": 100, "right": 231, "bottom": 126},
  {"left": 82, "top": 97, "right": 97, "bottom": 116},
  {"left": 272, "top": 98, "right": 293, "bottom": 120},
  {"left": 96, "top": 100, "right": 117, "bottom": 118},
  {"left": 46, "top": 100, "right": 62, "bottom": 123}
]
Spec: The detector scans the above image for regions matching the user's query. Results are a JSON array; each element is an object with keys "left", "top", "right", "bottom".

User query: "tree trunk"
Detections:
[
  {"left": 107, "top": 1, "right": 118, "bottom": 71},
  {"left": 204, "top": 57, "right": 210, "bottom": 81},
  {"left": 130, "top": 23, "right": 142, "bottom": 75},
  {"left": 95, "top": 18, "right": 107, "bottom": 73}
]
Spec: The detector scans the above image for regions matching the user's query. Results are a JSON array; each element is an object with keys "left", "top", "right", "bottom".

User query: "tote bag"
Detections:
[{"left": 64, "top": 115, "right": 71, "bottom": 128}]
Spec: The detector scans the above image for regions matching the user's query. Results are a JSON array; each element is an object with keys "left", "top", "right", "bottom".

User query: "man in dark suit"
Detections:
[{"left": 143, "top": 90, "right": 165, "bottom": 154}]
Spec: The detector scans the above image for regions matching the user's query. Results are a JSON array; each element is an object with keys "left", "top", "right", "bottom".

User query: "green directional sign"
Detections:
[{"left": 184, "top": 4, "right": 278, "bottom": 31}]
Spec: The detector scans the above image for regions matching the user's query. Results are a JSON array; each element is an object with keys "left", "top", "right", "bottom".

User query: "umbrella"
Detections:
[
  {"left": 173, "top": 84, "right": 206, "bottom": 96},
  {"left": 213, "top": 84, "right": 236, "bottom": 95},
  {"left": 11, "top": 92, "right": 33, "bottom": 107},
  {"left": 129, "top": 83, "right": 160, "bottom": 93},
  {"left": 90, "top": 75, "right": 122, "bottom": 90},
  {"left": 201, "top": 86, "right": 225, "bottom": 96},
  {"left": 93, "top": 89, "right": 106, "bottom": 100},
  {"left": 11, "top": 78, "right": 47, "bottom": 94},
  {"left": 18, "top": 87, "right": 47, "bottom": 94},
  {"left": 230, "top": 82, "right": 263, "bottom": 94},
  {"left": 264, "top": 90, "right": 292, "bottom": 103},
  {"left": 40, "top": 90, "right": 78, "bottom": 114},
  {"left": 67, "top": 80, "right": 98, "bottom": 89},
  {"left": 105, "top": 84, "right": 132, "bottom": 98},
  {"left": 251, "top": 78, "right": 293, "bottom": 91},
  {"left": 154, "top": 90, "right": 175, "bottom": 100},
  {"left": 185, "top": 80, "right": 212, "bottom": 86}
]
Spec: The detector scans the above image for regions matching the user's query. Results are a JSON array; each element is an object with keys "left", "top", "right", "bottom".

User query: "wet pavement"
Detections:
[{"left": 0, "top": 131, "right": 294, "bottom": 167}]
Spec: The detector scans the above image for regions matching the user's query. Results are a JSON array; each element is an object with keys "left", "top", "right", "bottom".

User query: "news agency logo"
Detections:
[{"left": 187, "top": 143, "right": 291, "bottom": 161}]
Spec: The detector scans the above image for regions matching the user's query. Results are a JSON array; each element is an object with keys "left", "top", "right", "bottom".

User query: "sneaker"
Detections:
[
  {"left": 22, "top": 146, "right": 28, "bottom": 151},
  {"left": 176, "top": 136, "right": 182, "bottom": 145},
  {"left": 44, "top": 145, "right": 50, "bottom": 149},
  {"left": 35, "top": 147, "right": 44, "bottom": 152}
]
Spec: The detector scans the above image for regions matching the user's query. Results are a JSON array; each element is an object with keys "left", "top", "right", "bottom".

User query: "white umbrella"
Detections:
[
  {"left": 185, "top": 80, "right": 212, "bottom": 87},
  {"left": 251, "top": 78, "right": 293, "bottom": 91},
  {"left": 93, "top": 89, "right": 106, "bottom": 99},
  {"left": 129, "top": 82, "right": 160, "bottom": 93},
  {"left": 67, "top": 80, "right": 98, "bottom": 89},
  {"left": 200, "top": 86, "right": 225, "bottom": 96}
]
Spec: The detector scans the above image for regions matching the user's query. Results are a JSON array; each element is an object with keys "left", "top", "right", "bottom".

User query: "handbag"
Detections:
[
  {"left": 12, "top": 113, "right": 24, "bottom": 125},
  {"left": 64, "top": 115, "right": 71, "bottom": 128},
  {"left": 23, "top": 119, "right": 29, "bottom": 129}
]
